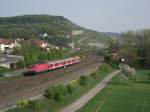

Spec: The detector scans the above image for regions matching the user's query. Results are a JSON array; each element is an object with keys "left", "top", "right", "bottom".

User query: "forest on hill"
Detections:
[
  {"left": 0, "top": 15, "right": 110, "bottom": 49},
  {"left": 0, "top": 15, "right": 79, "bottom": 38}
]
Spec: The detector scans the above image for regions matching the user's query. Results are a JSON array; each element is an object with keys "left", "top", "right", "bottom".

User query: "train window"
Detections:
[
  {"left": 61, "top": 62, "right": 65, "bottom": 65},
  {"left": 49, "top": 64, "right": 53, "bottom": 67},
  {"left": 54, "top": 63, "right": 59, "bottom": 66},
  {"left": 30, "top": 66, "right": 36, "bottom": 69}
]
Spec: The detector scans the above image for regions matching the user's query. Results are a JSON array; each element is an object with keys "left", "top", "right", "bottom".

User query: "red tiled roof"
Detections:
[
  {"left": 30, "top": 39, "right": 47, "bottom": 46},
  {"left": 0, "top": 38, "right": 15, "bottom": 45}
]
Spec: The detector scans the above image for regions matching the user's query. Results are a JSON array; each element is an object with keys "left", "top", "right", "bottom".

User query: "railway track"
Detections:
[{"left": 0, "top": 55, "right": 103, "bottom": 110}]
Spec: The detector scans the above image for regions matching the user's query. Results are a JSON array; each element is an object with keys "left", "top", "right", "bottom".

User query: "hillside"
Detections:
[
  {"left": 104, "top": 32, "right": 120, "bottom": 38},
  {"left": 0, "top": 15, "right": 110, "bottom": 49},
  {"left": 0, "top": 15, "right": 80, "bottom": 38}
]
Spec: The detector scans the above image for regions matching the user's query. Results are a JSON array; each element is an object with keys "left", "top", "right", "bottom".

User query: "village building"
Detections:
[
  {"left": 30, "top": 39, "right": 48, "bottom": 48},
  {"left": 0, "top": 38, "right": 20, "bottom": 53},
  {"left": 111, "top": 50, "right": 119, "bottom": 60}
]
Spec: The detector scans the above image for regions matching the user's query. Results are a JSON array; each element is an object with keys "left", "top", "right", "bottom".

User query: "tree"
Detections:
[
  {"left": 28, "top": 100, "right": 46, "bottom": 111},
  {"left": 44, "top": 87, "right": 54, "bottom": 99},
  {"left": 119, "top": 64, "right": 137, "bottom": 85},
  {"left": 54, "top": 87, "right": 64, "bottom": 102},
  {"left": 67, "top": 83, "right": 75, "bottom": 94},
  {"left": 16, "top": 60, "right": 25, "bottom": 69},
  {"left": 120, "top": 30, "right": 135, "bottom": 47},
  {"left": 90, "top": 72, "right": 97, "bottom": 79},
  {"left": 99, "top": 63, "right": 112, "bottom": 73},
  {"left": 79, "top": 75, "right": 88, "bottom": 87},
  {"left": 119, "top": 47, "right": 138, "bottom": 67},
  {"left": 113, "top": 29, "right": 149, "bottom": 68}
]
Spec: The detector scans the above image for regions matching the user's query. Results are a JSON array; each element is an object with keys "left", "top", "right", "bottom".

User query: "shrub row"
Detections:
[
  {"left": 44, "top": 63, "right": 112, "bottom": 102},
  {"left": 14, "top": 63, "right": 113, "bottom": 112},
  {"left": 44, "top": 75, "right": 88, "bottom": 102},
  {"left": 99, "top": 63, "right": 113, "bottom": 73}
]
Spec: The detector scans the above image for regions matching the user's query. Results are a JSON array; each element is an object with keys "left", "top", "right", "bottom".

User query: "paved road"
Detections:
[
  {"left": 59, "top": 70, "right": 121, "bottom": 112},
  {"left": 0, "top": 55, "right": 23, "bottom": 64}
]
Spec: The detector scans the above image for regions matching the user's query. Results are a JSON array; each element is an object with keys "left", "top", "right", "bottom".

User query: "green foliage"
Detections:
[
  {"left": 99, "top": 63, "right": 112, "bottom": 73},
  {"left": 44, "top": 36, "right": 71, "bottom": 47},
  {"left": 17, "top": 99, "right": 29, "bottom": 107},
  {"left": 67, "top": 83, "right": 75, "bottom": 94},
  {"left": 104, "top": 53, "right": 119, "bottom": 69},
  {"left": 0, "top": 15, "right": 76, "bottom": 39},
  {"left": 8, "top": 68, "right": 113, "bottom": 112},
  {"left": 52, "top": 86, "right": 65, "bottom": 102},
  {"left": 119, "top": 47, "right": 138, "bottom": 66},
  {"left": 14, "top": 41, "right": 67, "bottom": 66},
  {"left": 0, "top": 66, "right": 11, "bottom": 75},
  {"left": 44, "top": 85, "right": 68, "bottom": 102},
  {"left": 16, "top": 60, "right": 25, "bottom": 69},
  {"left": 0, "top": 15, "right": 110, "bottom": 53},
  {"left": 90, "top": 72, "right": 97, "bottom": 79},
  {"left": 44, "top": 87, "right": 55, "bottom": 99},
  {"left": 55, "top": 85, "right": 68, "bottom": 96},
  {"left": 79, "top": 75, "right": 88, "bottom": 87},
  {"left": 27, "top": 100, "right": 46, "bottom": 111},
  {"left": 77, "top": 69, "right": 150, "bottom": 112},
  {"left": 119, "top": 29, "right": 150, "bottom": 68}
]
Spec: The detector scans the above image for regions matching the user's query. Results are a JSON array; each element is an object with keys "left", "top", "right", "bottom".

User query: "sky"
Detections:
[{"left": 0, "top": 0, "right": 150, "bottom": 32}]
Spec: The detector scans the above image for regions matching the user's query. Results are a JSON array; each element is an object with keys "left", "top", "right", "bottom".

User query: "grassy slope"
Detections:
[
  {"left": 77, "top": 69, "right": 150, "bottom": 112},
  {"left": 8, "top": 69, "right": 112, "bottom": 112}
]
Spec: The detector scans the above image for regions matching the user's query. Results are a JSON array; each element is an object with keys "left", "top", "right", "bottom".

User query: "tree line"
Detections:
[
  {"left": 0, "top": 15, "right": 77, "bottom": 39},
  {"left": 107, "top": 29, "right": 150, "bottom": 68},
  {"left": 14, "top": 42, "right": 67, "bottom": 68}
]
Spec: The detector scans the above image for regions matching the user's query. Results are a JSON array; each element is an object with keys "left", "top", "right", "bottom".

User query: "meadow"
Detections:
[{"left": 77, "top": 69, "right": 150, "bottom": 112}]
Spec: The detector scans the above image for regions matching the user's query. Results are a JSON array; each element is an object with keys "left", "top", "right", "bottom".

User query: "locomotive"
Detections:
[{"left": 24, "top": 56, "right": 81, "bottom": 75}]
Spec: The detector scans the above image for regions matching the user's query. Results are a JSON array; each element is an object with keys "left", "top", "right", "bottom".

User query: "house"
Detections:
[
  {"left": 72, "top": 30, "right": 84, "bottom": 36},
  {"left": 68, "top": 42, "right": 75, "bottom": 49},
  {"left": 111, "top": 50, "right": 119, "bottom": 60},
  {"left": 39, "top": 33, "right": 48, "bottom": 38},
  {"left": 30, "top": 39, "right": 48, "bottom": 48},
  {"left": 0, "top": 38, "right": 19, "bottom": 53}
]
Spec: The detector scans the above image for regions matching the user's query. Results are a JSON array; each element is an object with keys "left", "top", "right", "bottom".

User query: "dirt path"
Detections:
[{"left": 59, "top": 70, "right": 121, "bottom": 112}]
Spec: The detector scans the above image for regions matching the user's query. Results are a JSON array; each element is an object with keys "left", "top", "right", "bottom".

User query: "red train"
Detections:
[{"left": 25, "top": 56, "right": 81, "bottom": 75}]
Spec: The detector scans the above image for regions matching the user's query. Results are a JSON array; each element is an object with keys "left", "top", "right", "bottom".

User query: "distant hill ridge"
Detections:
[
  {"left": 103, "top": 32, "right": 120, "bottom": 38},
  {"left": 0, "top": 15, "right": 82, "bottom": 38},
  {"left": 0, "top": 15, "right": 111, "bottom": 49},
  {"left": 0, "top": 15, "right": 74, "bottom": 26}
]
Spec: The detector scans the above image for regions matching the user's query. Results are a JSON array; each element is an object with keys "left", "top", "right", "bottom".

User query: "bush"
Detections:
[
  {"left": 28, "top": 100, "right": 46, "bottom": 111},
  {"left": 16, "top": 60, "right": 25, "bottom": 69},
  {"left": 44, "top": 85, "right": 67, "bottom": 102},
  {"left": 0, "top": 66, "right": 10, "bottom": 74},
  {"left": 67, "top": 83, "right": 75, "bottom": 94},
  {"left": 99, "top": 63, "right": 112, "bottom": 73},
  {"left": 79, "top": 75, "right": 88, "bottom": 87},
  {"left": 54, "top": 88, "right": 64, "bottom": 102},
  {"left": 90, "top": 72, "right": 97, "bottom": 79},
  {"left": 56, "top": 85, "right": 68, "bottom": 96},
  {"left": 44, "top": 87, "right": 55, "bottom": 99},
  {"left": 17, "top": 99, "right": 28, "bottom": 107}
]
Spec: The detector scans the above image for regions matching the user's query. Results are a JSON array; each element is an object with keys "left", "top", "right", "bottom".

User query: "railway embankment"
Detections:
[
  {"left": 4, "top": 63, "right": 115, "bottom": 112},
  {"left": 0, "top": 55, "right": 102, "bottom": 111}
]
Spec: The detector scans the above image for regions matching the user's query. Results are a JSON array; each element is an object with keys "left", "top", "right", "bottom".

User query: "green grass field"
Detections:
[{"left": 77, "top": 69, "right": 150, "bottom": 112}]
